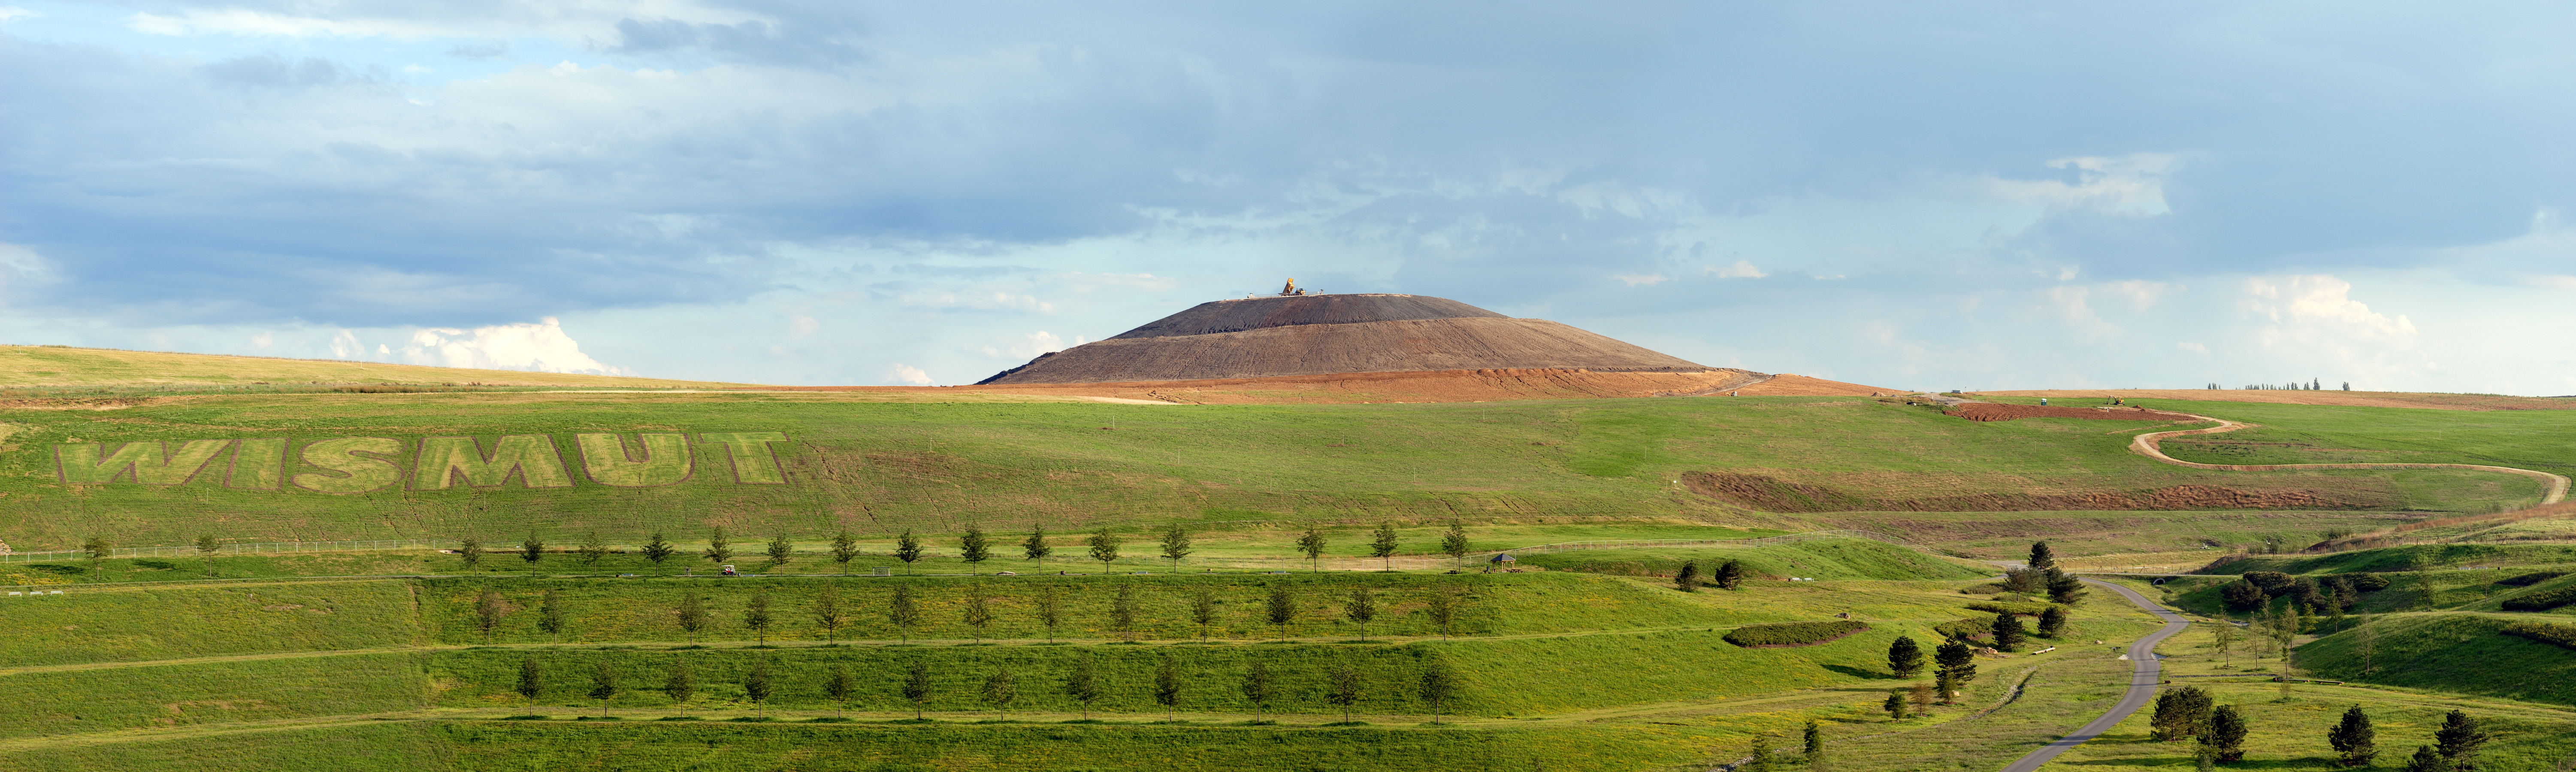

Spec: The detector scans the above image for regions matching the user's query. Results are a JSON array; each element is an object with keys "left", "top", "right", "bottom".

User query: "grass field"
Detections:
[
  {"left": 0, "top": 580, "right": 419, "bottom": 666},
  {"left": 1, "top": 391, "right": 2537, "bottom": 551}
]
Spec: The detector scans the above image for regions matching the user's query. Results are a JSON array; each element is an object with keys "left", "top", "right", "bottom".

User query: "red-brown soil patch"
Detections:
[
  {"left": 1977, "top": 389, "right": 2576, "bottom": 411},
  {"left": 1942, "top": 403, "right": 2201, "bottom": 422},
  {"left": 1682, "top": 471, "right": 2394, "bottom": 513},
  {"left": 751, "top": 368, "right": 1775, "bottom": 405},
  {"left": 1730, "top": 374, "right": 1909, "bottom": 396}
]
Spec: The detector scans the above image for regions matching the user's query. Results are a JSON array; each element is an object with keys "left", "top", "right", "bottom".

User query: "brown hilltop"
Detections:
[{"left": 980, "top": 293, "right": 1716, "bottom": 385}]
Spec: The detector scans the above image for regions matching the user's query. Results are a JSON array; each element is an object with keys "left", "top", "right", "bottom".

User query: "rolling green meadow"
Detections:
[{"left": 9, "top": 359, "right": 2576, "bottom": 770}]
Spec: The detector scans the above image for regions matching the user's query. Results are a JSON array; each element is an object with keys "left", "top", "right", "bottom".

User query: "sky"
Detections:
[{"left": 5, "top": 2, "right": 2573, "bottom": 394}]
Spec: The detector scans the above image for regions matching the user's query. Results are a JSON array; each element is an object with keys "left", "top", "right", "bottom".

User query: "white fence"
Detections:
[{"left": 0, "top": 530, "right": 1921, "bottom": 571}]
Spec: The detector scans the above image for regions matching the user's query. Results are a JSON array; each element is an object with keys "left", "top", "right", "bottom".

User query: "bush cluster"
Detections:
[
  {"left": 2495, "top": 571, "right": 2568, "bottom": 587},
  {"left": 1933, "top": 616, "right": 1992, "bottom": 641},
  {"left": 2501, "top": 583, "right": 2576, "bottom": 612},
  {"left": 2500, "top": 621, "right": 2576, "bottom": 650},
  {"left": 1965, "top": 600, "right": 2056, "bottom": 616},
  {"left": 1722, "top": 620, "right": 1866, "bottom": 648}
]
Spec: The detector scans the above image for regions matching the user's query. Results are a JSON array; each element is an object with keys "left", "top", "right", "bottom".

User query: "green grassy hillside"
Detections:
[
  {"left": 0, "top": 580, "right": 419, "bottom": 666},
  {"left": 2296, "top": 613, "right": 2576, "bottom": 706},
  {"left": 2, "top": 391, "right": 2540, "bottom": 550},
  {"left": 1513, "top": 539, "right": 1991, "bottom": 581}
]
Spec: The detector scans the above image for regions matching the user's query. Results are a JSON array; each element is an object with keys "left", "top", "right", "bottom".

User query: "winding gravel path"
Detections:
[
  {"left": 2130, "top": 413, "right": 2569, "bottom": 505},
  {"left": 1998, "top": 578, "right": 2189, "bottom": 772}
]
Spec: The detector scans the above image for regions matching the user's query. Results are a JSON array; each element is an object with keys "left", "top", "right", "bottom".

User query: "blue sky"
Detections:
[{"left": 6, "top": 2, "right": 2573, "bottom": 393}]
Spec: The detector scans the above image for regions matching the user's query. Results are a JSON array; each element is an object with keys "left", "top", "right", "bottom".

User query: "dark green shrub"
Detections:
[
  {"left": 1966, "top": 600, "right": 2056, "bottom": 616},
  {"left": 2500, "top": 621, "right": 2576, "bottom": 650},
  {"left": 2350, "top": 573, "right": 2392, "bottom": 591},
  {"left": 1723, "top": 621, "right": 1868, "bottom": 648},
  {"left": 2502, "top": 584, "right": 2576, "bottom": 612},
  {"left": 2496, "top": 571, "right": 2567, "bottom": 587}
]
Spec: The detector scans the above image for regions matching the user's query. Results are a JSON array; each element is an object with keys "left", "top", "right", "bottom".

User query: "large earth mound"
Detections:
[{"left": 979, "top": 294, "right": 1712, "bottom": 385}]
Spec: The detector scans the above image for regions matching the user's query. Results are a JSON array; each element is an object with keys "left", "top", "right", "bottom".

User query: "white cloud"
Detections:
[
  {"left": 250, "top": 332, "right": 275, "bottom": 348},
  {"left": 328, "top": 329, "right": 361, "bottom": 358},
  {"left": 885, "top": 362, "right": 932, "bottom": 386},
  {"left": 2531, "top": 275, "right": 2576, "bottom": 290},
  {"left": 0, "top": 6, "right": 40, "bottom": 23},
  {"left": 789, "top": 314, "right": 819, "bottom": 337},
  {"left": 2103, "top": 280, "right": 2172, "bottom": 310},
  {"left": 2177, "top": 341, "right": 2208, "bottom": 354},
  {"left": 981, "top": 331, "right": 1066, "bottom": 359},
  {"left": 398, "top": 317, "right": 624, "bottom": 374},
  {"left": 2242, "top": 275, "right": 2416, "bottom": 341},
  {"left": 1705, "top": 261, "right": 1766, "bottom": 279},
  {"left": 1611, "top": 273, "right": 1669, "bottom": 286},
  {"left": 1989, "top": 152, "right": 2184, "bottom": 217}
]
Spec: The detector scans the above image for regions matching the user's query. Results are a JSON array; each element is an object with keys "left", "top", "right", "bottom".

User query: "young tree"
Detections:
[
  {"left": 1088, "top": 529, "right": 1122, "bottom": 574},
  {"left": 1241, "top": 658, "right": 1276, "bottom": 718},
  {"left": 2404, "top": 745, "right": 2446, "bottom": 772},
  {"left": 2038, "top": 606, "right": 2070, "bottom": 638},
  {"left": 2355, "top": 622, "right": 2377, "bottom": 676},
  {"left": 1024, "top": 526, "right": 1052, "bottom": 571},
  {"left": 520, "top": 533, "right": 546, "bottom": 564},
  {"left": 812, "top": 585, "right": 845, "bottom": 642},
  {"left": 1189, "top": 585, "right": 1219, "bottom": 642},
  {"left": 764, "top": 534, "right": 792, "bottom": 567},
  {"left": 2047, "top": 570, "right": 2089, "bottom": 606},
  {"left": 1424, "top": 587, "right": 1461, "bottom": 639},
  {"left": 1714, "top": 559, "right": 1745, "bottom": 590},
  {"left": 964, "top": 584, "right": 994, "bottom": 643},
  {"left": 982, "top": 668, "right": 1017, "bottom": 718},
  {"left": 2434, "top": 709, "right": 2486, "bottom": 769},
  {"left": 1035, "top": 585, "right": 1064, "bottom": 642},
  {"left": 1934, "top": 669, "right": 1962, "bottom": 705},
  {"left": 743, "top": 591, "right": 774, "bottom": 644},
  {"left": 1345, "top": 586, "right": 1378, "bottom": 642},
  {"left": 516, "top": 656, "right": 544, "bottom": 706},
  {"left": 195, "top": 533, "right": 221, "bottom": 577},
  {"left": 1420, "top": 657, "right": 1459, "bottom": 724},
  {"left": 824, "top": 665, "right": 856, "bottom": 718},
  {"left": 901, "top": 659, "right": 932, "bottom": 720},
  {"left": 1675, "top": 561, "right": 1701, "bottom": 593},
  {"left": 703, "top": 527, "right": 732, "bottom": 565},
  {"left": 1933, "top": 641, "right": 1976, "bottom": 702},
  {"left": 961, "top": 525, "right": 992, "bottom": 573},
  {"left": 641, "top": 533, "right": 674, "bottom": 572},
  {"left": 1990, "top": 612, "right": 2027, "bottom": 651},
  {"left": 1064, "top": 654, "right": 1103, "bottom": 719},
  {"left": 1369, "top": 522, "right": 1399, "bottom": 570},
  {"left": 589, "top": 660, "right": 619, "bottom": 713},
  {"left": 475, "top": 589, "right": 510, "bottom": 642},
  {"left": 1105, "top": 582, "right": 1142, "bottom": 641},
  {"left": 1440, "top": 521, "right": 1470, "bottom": 566},
  {"left": 1265, "top": 584, "right": 1297, "bottom": 638},
  {"left": 2327, "top": 704, "right": 2377, "bottom": 767},
  {"left": 1295, "top": 528, "right": 1328, "bottom": 572},
  {"left": 2211, "top": 622, "right": 2240, "bottom": 667},
  {"left": 2152, "top": 686, "right": 2214, "bottom": 741},
  {"left": 1326, "top": 664, "right": 1363, "bottom": 723},
  {"left": 538, "top": 589, "right": 568, "bottom": 642},
  {"left": 1907, "top": 683, "right": 1935, "bottom": 715},
  {"left": 1805, "top": 719, "right": 1827, "bottom": 771},
  {"left": 1746, "top": 736, "right": 1775, "bottom": 772},
  {"left": 1160, "top": 523, "right": 1193, "bottom": 571},
  {"left": 2199, "top": 704, "right": 2248, "bottom": 762},
  {"left": 1153, "top": 653, "right": 1183, "bottom": 717},
  {"left": 665, "top": 660, "right": 695, "bottom": 704},
  {"left": 460, "top": 537, "right": 484, "bottom": 567},
  {"left": 1882, "top": 688, "right": 1909, "bottom": 720},
  {"left": 1887, "top": 635, "right": 1925, "bottom": 678},
  {"left": 895, "top": 529, "right": 924, "bottom": 575},
  {"left": 743, "top": 659, "right": 773, "bottom": 718},
  {"left": 578, "top": 531, "right": 609, "bottom": 567},
  {"left": 675, "top": 593, "right": 708, "bottom": 642},
  {"left": 82, "top": 537, "right": 111, "bottom": 579},
  {"left": 2027, "top": 541, "right": 2057, "bottom": 573},
  {"left": 830, "top": 530, "right": 859, "bottom": 569},
  {"left": 889, "top": 584, "right": 922, "bottom": 642}
]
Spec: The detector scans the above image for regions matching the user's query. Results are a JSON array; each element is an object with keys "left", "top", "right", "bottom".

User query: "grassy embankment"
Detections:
[{"left": 4, "top": 391, "right": 2537, "bottom": 551}]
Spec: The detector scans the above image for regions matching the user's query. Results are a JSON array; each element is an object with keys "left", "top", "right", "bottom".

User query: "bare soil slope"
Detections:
[
  {"left": 982, "top": 294, "right": 1709, "bottom": 384},
  {"left": 1732, "top": 374, "right": 1910, "bottom": 396},
  {"left": 1980, "top": 389, "right": 2574, "bottom": 411}
]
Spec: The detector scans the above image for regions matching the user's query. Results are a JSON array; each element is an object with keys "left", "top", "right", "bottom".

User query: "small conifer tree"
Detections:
[
  {"left": 1991, "top": 612, "right": 2027, "bottom": 651},
  {"left": 1160, "top": 523, "right": 1192, "bottom": 571},
  {"left": 1265, "top": 584, "right": 1297, "bottom": 638},
  {"left": 702, "top": 527, "right": 732, "bottom": 565},
  {"left": 1088, "top": 529, "right": 1122, "bottom": 574},
  {"left": 1887, "top": 635, "right": 1924, "bottom": 678},
  {"left": 982, "top": 668, "right": 1017, "bottom": 718},
  {"left": 743, "top": 591, "right": 774, "bottom": 644},
  {"left": 1344, "top": 586, "right": 1377, "bottom": 641},
  {"left": 474, "top": 589, "right": 509, "bottom": 642},
  {"left": 1111, "top": 582, "right": 1140, "bottom": 641},
  {"left": 1675, "top": 561, "right": 1701, "bottom": 592},
  {"left": 812, "top": 585, "right": 845, "bottom": 642},
  {"left": 1369, "top": 522, "right": 1399, "bottom": 570},
  {"left": 901, "top": 659, "right": 932, "bottom": 720},
  {"left": 1296, "top": 528, "right": 1328, "bottom": 572},
  {"left": 515, "top": 656, "right": 544, "bottom": 706},
  {"left": 460, "top": 537, "right": 484, "bottom": 567},
  {"left": 964, "top": 584, "right": 994, "bottom": 643},
  {"left": 1153, "top": 653, "right": 1183, "bottom": 716},
  {"left": 961, "top": 525, "right": 992, "bottom": 573},
  {"left": 764, "top": 534, "right": 792, "bottom": 567},
  {"left": 1420, "top": 658, "right": 1458, "bottom": 724},
  {"left": 1241, "top": 659, "right": 1276, "bottom": 718},
  {"left": 830, "top": 530, "right": 859, "bottom": 568},
  {"left": 641, "top": 533, "right": 674, "bottom": 572},
  {"left": 578, "top": 531, "right": 608, "bottom": 566},
  {"left": 2326, "top": 703, "right": 2376, "bottom": 767},
  {"left": 664, "top": 661, "right": 695, "bottom": 704},
  {"left": 743, "top": 659, "right": 773, "bottom": 718},
  {"left": 588, "top": 660, "right": 619, "bottom": 712},
  {"left": 1425, "top": 587, "right": 1461, "bottom": 639},
  {"left": 520, "top": 534, "right": 545, "bottom": 564},
  {"left": 889, "top": 584, "right": 922, "bottom": 641},
  {"left": 1326, "top": 664, "right": 1363, "bottom": 723},
  {"left": 1023, "top": 526, "right": 1052, "bottom": 570},
  {"left": 1190, "top": 585, "right": 1218, "bottom": 641},
  {"left": 895, "top": 529, "right": 924, "bottom": 574},
  {"left": 1714, "top": 559, "right": 1745, "bottom": 590},
  {"left": 675, "top": 593, "right": 708, "bottom": 642},
  {"left": 1440, "top": 521, "right": 1470, "bottom": 566},
  {"left": 824, "top": 665, "right": 856, "bottom": 718},
  {"left": 1065, "top": 654, "right": 1102, "bottom": 719},
  {"left": 1882, "top": 688, "right": 1908, "bottom": 719},
  {"left": 538, "top": 589, "right": 568, "bottom": 642},
  {"left": 2200, "top": 704, "right": 2247, "bottom": 762}
]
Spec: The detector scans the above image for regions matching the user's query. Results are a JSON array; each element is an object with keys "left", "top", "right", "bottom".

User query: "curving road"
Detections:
[
  {"left": 2131, "top": 413, "right": 2569, "bottom": 504},
  {"left": 1998, "top": 578, "right": 2189, "bottom": 772}
]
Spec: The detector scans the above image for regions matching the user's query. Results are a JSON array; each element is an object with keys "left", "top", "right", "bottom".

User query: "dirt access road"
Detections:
[
  {"left": 2132, "top": 412, "right": 2570, "bottom": 505},
  {"left": 1999, "top": 578, "right": 2190, "bottom": 772}
]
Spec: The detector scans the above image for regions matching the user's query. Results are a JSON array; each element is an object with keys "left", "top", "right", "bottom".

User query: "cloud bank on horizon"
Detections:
[{"left": 4, "top": 2, "right": 2573, "bottom": 394}]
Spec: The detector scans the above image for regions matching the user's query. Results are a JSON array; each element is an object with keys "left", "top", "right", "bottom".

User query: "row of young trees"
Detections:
[
  {"left": 472, "top": 582, "right": 1473, "bottom": 644},
  {"left": 503, "top": 652, "right": 1466, "bottom": 723},
  {"left": 2154, "top": 687, "right": 2487, "bottom": 769},
  {"left": 453, "top": 521, "right": 1488, "bottom": 574}
]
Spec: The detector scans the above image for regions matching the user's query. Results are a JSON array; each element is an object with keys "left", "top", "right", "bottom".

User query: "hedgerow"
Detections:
[
  {"left": 1966, "top": 600, "right": 2057, "bottom": 616},
  {"left": 2497, "top": 571, "right": 2568, "bottom": 587},
  {"left": 2501, "top": 621, "right": 2576, "bottom": 651},
  {"left": 1723, "top": 620, "right": 1867, "bottom": 648},
  {"left": 1934, "top": 616, "right": 1994, "bottom": 641},
  {"left": 2502, "top": 583, "right": 2576, "bottom": 611}
]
